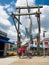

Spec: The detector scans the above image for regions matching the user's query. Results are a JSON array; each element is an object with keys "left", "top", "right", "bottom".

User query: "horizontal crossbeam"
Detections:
[
  {"left": 16, "top": 6, "right": 43, "bottom": 9},
  {"left": 13, "top": 12, "right": 41, "bottom": 16}
]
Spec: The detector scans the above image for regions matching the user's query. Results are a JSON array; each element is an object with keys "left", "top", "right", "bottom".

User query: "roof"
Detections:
[
  {"left": 45, "top": 38, "right": 49, "bottom": 41},
  {"left": 0, "top": 31, "right": 7, "bottom": 37},
  {"left": 0, "top": 39, "right": 14, "bottom": 44},
  {"left": 0, "top": 35, "right": 9, "bottom": 40},
  {"left": 0, "top": 31, "right": 9, "bottom": 40}
]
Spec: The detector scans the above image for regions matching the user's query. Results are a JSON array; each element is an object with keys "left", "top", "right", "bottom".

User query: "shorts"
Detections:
[{"left": 18, "top": 52, "right": 21, "bottom": 56}]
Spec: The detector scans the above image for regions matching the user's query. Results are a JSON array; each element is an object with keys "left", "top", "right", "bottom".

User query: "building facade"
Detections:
[{"left": 0, "top": 31, "right": 13, "bottom": 56}]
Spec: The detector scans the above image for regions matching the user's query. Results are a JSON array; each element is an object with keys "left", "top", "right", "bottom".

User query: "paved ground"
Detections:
[{"left": 0, "top": 56, "right": 49, "bottom": 65}]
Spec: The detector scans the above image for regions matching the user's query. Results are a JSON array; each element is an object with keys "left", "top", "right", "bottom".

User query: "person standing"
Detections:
[
  {"left": 18, "top": 47, "right": 24, "bottom": 58},
  {"left": 18, "top": 47, "right": 22, "bottom": 58}
]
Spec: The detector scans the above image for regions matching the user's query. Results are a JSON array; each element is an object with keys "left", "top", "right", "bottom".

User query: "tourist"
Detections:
[{"left": 18, "top": 47, "right": 24, "bottom": 58}]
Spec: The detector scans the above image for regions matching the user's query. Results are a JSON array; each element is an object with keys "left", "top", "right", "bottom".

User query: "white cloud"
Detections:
[
  {"left": 16, "top": 0, "right": 35, "bottom": 6},
  {"left": 45, "top": 31, "right": 49, "bottom": 38},
  {"left": 27, "top": 0, "right": 35, "bottom": 5},
  {"left": 0, "top": 17, "right": 11, "bottom": 26},
  {"left": 0, "top": 6, "right": 11, "bottom": 31},
  {"left": 15, "top": 0, "right": 49, "bottom": 39},
  {"left": 0, "top": 0, "right": 49, "bottom": 42},
  {"left": 0, "top": 6, "right": 9, "bottom": 19},
  {"left": 4, "top": 4, "right": 10, "bottom": 9},
  {"left": 0, "top": 5, "right": 17, "bottom": 41},
  {"left": 5, "top": 25, "right": 17, "bottom": 41},
  {"left": 40, "top": 5, "right": 49, "bottom": 30}
]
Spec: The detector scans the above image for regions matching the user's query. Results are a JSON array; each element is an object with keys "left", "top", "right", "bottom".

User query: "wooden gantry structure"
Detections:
[{"left": 11, "top": 5, "right": 43, "bottom": 55}]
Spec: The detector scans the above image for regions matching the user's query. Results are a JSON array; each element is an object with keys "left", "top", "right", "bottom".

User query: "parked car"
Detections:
[
  {"left": 7, "top": 46, "right": 17, "bottom": 56},
  {"left": 7, "top": 50, "right": 17, "bottom": 56}
]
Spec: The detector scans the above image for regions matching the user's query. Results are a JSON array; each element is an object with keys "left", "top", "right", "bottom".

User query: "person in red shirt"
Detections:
[{"left": 18, "top": 47, "right": 24, "bottom": 58}]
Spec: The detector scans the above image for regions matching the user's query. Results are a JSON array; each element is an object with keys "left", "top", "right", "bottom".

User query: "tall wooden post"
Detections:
[
  {"left": 43, "top": 31, "right": 46, "bottom": 56},
  {"left": 17, "top": 9, "right": 21, "bottom": 48},
  {"left": 36, "top": 7, "right": 40, "bottom": 55}
]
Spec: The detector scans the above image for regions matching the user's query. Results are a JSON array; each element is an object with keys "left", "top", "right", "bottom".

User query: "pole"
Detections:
[
  {"left": 36, "top": 7, "right": 40, "bottom": 55},
  {"left": 13, "top": 12, "right": 41, "bottom": 16},
  {"left": 43, "top": 31, "right": 46, "bottom": 56},
  {"left": 43, "top": 41, "right": 45, "bottom": 56},
  {"left": 17, "top": 9, "right": 21, "bottom": 48},
  {"left": 16, "top": 6, "right": 43, "bottom": 9}
]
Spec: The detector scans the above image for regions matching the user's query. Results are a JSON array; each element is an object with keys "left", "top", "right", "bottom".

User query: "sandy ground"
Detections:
[
  {"left": 10, "top": 56, "right": 49, "bottom": 65},
  {"left": 0, "top": 56, "right": 49, "bottom": 65},
  {"left": 0, "top": 56, "right": 19, "bottom": 65}
]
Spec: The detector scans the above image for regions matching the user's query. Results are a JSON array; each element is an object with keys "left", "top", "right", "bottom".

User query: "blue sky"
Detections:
[
  {"left": 0, "top": 0, "right": 49, "bottom": 5},
  {"left": 0, "top": 0, "right": 49, "bottom": 41},
  {"left": 0, "top": 0, "right": 16, "bottom": 5},
  {"left": 35, "top": 0, "right": 49, "bottom": 5}
]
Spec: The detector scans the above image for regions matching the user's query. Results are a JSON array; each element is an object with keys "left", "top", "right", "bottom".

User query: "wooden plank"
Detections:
[
  {"left": 16, "top": 6, "right": 43, "bottom": 9},
  {"left": 14, "top": 12, "right": 41, "bottom": 16}
]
